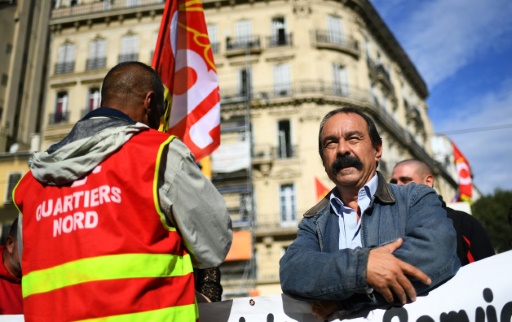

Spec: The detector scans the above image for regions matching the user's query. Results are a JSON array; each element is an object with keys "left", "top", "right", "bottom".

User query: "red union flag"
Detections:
[
  {"left": 152, "top": 0, "right": 220, "bottom": 161},
  {"left": 452, "top": 141, "right": 472, "bottom": 202}
]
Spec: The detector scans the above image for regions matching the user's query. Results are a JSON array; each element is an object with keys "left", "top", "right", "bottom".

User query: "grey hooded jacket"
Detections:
[{"left": 20, "top": 107, "right": 232, "bottom": 268}]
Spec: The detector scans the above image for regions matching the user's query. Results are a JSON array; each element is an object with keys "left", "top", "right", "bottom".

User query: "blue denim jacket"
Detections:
[{"left": 279, "top": 172, "right": 460, "bottom": 314}]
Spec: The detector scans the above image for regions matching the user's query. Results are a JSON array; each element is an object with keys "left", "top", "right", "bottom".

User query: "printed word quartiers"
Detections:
[{"left": 36, "top": 185, "right": 122, "bottom": 221}]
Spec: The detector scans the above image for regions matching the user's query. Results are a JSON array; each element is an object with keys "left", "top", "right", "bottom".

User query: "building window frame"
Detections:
[
  {"left": 277, "top": 119, "right": 293, "bottom": 159},
  {"left": 273, "top": 63, "right": 291, "bottom": 97},
  {"left": 5, "top": 172, "right": 22, "bottom": 204},
  {"left": 119, "top": 34, "right": 139, "bottom": 63},
  {"left": 86, "top": 38, "right": 107, "bottom": 70},
  {"left": 50, "top": 91, "right": 69, "bottom": 124},
  {"left": 55, "top": 43, "right": 75, "bottom": 74},
  {"left": 279, "top": 183, "right": 297, "bottom": 227},
  {"left": 332, "top": 63, "right": 349, "bottom": 96}
]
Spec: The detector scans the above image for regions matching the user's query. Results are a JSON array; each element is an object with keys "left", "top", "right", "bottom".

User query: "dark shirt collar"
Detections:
[{"left": 81, "top": 107, "right": 136, "bottom": 124}]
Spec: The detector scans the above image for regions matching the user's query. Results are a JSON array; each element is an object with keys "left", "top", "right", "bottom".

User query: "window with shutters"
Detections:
[
  {"left": 332, "top": 63, "right": 349, "bottom": 96},
  {"left": 273, "top": 64, "right": 291, "bottom": 96},
  {"left": 55, "top": 43, "right": 75, "bottom": 74},
  {"left": 119, "top": 34, "right": 139, "bottom": 62},
  {"left": 5, "top": 172, "right": 22, "bottom": 204},
  {"left": 86, "top": 38, "right": 106, "bottom": 70},
  {"left": 238, "top": 68, "right": 252, "bottom": 99},
  {"left": 87, "top": 88, "right": 100, "bottom": 112},
  {"left": 51, "top": 91, "right": 69, "bottom": 124},
  {"left": 277, "top": 120, "right": 293, "bottom": 159},
  {"left": 326, "top": 16, "right": 344, "bottom": 45},
  {"left": 270, "top": 17, "right": 290, "bottom": 47},
  {"left": 207, "top": 24, "right": 219, "bottom": 54},
  {"left": 280, "top": 184, "right": 296, "bottom": 227}
]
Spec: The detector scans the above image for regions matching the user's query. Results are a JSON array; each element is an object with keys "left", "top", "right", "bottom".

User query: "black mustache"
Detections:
[{"left": 331, "top": 154, "right": 363, "bottom": 173}]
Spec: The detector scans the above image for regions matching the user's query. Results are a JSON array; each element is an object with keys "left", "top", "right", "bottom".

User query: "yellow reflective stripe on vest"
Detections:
[
  {"left": 23, "top": 253, "right": 193, "bottom": 298},
  {"left": 77, "top": 303, "right": 198, "bottom": 322},
  {"left": 154, "top": 135, "right": 177, "bottom": 232}
]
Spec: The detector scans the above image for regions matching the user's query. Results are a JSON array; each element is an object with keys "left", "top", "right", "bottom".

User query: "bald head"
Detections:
[
  {"left": 390, "top": 159, "right": 434, "bottom": 188},
  {"left": 101, "top": 62, "right": 164, "bottom": 129}
]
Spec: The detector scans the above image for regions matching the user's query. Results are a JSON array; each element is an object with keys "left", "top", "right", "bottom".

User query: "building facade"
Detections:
[
  {"left": 44, "top": 0, "right": 460, "bottom": 298},
  {"left": 0, "top": 0, "right": 52, "bottom": 235}
]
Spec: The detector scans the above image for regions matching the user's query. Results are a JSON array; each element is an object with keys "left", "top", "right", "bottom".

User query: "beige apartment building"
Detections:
[
  {"left": 0, "top": 0, "right": 52, "bottom": 236},
  {"left": 44, "top": 0, "right": 460, "bottom": 297}
]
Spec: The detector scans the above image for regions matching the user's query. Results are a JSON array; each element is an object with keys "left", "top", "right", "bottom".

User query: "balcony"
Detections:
[
  {"left": 368, "top": 59, "right": 395, "bottom": 94},
  {"left": 52, "top": 0, "right": 165, "bottom": 18},
  {"left": 312, "top": 30, "right": 359, "bottom": 58},
  {"left": 225, "top": 35, "right": 262, "bottom": 57},
  {"left": 86, "top": 57, "right": 107, "bottom": 70},
  {"left": 48, "top": 111, "right": 69, "bottom": 125},
  {"left": 220, "top": 81, "right": 370, "bottom": 108},
  {"left": 54, "top": 62, "right": 75, "bottom": 74},
  {"left": 211, "top": 42, "right": 220, "bottom": 54},
  {"left": 118, "top": 53, "right": 139, "bottom": 63},
  {"left": 253, "top": 144, "right": 299, "bottom": 161},
  {"left": 267, "top": 33, "right": 293, "bottom": 48}
]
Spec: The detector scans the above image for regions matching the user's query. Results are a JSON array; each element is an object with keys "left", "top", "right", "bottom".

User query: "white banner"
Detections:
[
  {"left": 3, "top": 251, "right": 510, "bottom": 321},
  {"left": 198, "top": 250, "right": 512, "bottom": 322},
  {"left": 211, "top": 142, "right": 250, "bottom": 173}
]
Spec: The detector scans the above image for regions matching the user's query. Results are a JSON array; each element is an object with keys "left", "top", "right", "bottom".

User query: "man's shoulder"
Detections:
[
  {"left": 445, "top": 206, "right": 481, "bottom": 225},
  {"left": 388, "top": 181, "right": 435, "bottom": 197},
  {"left": 303, "top": 197, "right": 330, "bottom": 218}
]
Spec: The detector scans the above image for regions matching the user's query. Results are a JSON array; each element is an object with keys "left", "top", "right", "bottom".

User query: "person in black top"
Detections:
[{"left": 391, "top": 159, "right": 495, "bottom": 265}]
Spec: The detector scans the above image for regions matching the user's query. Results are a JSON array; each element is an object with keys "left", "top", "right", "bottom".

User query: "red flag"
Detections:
[
  {"left": 315, "top": 177, "right": 330, "bottom": 202},
  {"left": 452, "top": 141, "right": 472, "bottom": 202},
  {"left": 152, "top": 0, "right": 220, "bottom": 161}
]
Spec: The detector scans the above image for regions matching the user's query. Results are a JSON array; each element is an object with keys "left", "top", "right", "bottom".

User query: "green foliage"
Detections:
[{"left": 471, "top": 189, "right": 512, "bottom": 253}]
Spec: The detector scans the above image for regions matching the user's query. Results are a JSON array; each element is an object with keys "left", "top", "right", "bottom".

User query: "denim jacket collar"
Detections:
[{"left": 304, "top": 171, "right": 395, "bottom": 218}]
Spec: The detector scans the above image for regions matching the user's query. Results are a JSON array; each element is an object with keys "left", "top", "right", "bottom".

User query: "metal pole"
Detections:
[{"left": 244, "top": 42, "right": 256, "bottom": 293}]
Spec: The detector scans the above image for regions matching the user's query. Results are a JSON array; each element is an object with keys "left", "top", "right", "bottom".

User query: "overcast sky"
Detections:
[{"left": 371, "top": 0, "right": 512, "bottom": 196}]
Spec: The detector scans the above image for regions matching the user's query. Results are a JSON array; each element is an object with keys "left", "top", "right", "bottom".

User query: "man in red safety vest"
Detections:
[{"left": 13, "top": 61, "right": 232, "bottom": 321}]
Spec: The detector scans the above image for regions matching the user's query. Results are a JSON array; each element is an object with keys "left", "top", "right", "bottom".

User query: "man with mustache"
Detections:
[{"left": 280, "top": 107, "right": 460, "bottom": 319}]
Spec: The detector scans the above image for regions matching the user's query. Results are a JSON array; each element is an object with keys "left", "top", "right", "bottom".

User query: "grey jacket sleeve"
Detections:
[{"left": 158, "top": 138, "right": 232, "bottom": 268}]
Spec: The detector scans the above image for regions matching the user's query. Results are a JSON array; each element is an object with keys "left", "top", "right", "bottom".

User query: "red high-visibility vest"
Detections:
[{"left": 13, "top": 130, "right": 198, "bottom": 322}]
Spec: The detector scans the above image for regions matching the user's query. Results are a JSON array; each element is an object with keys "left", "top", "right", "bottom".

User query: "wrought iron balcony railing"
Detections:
[
  {"left": 54, "top": 62, "right": 75, "bottom": 74},
  {"left": 52, "top": 0, "right": 164, "bottom": 18},
  {"left": 210, "top": 42, "right": 220, "bottom": 54},
  {"left": 367, "top": 58, "right": 394, "bottom": 93},
  {"left": 226, "top": 35, "right": 262, "bottom": 51},
  {"left": 118, "top": 53, "right": 139, "bottom": 63},
  {"left": 253, "top": 144, "right": 299, "bottom": 160},
  {"left": 219, "top": 81, "right": 363, "bottom": 105},
  {"left": 48, "top": 111, "right": 69, "bottom": 125},
  {"left": 86, "top": 57, "right": 107, "bottom": 70},
  {"left": 267, "top": 33, "right": 293, "bottom": 47},
  {"left": 313, "top": 30, "right": 359, "bottom": 56}
]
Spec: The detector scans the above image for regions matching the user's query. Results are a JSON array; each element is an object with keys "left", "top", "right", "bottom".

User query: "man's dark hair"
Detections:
[
  {"left": 318, "top": 107, "right": 382, "bottom": 158},
  {"left": 100, "top": 61, "right": 164, "bottom": 110}
]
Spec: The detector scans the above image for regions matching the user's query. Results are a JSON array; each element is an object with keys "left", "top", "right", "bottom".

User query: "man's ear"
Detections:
[
  {"left": 425, "top": 175, "right": 435, "bottom": 188},
  {"left": 5, "top": 236, "right": 14, "bottom": 254},
  {"left": 375, "top": 142, "right": 383, "bottom": 161},
  {"left": 144, "top": 91, "right": 155, "bottom": 112}
]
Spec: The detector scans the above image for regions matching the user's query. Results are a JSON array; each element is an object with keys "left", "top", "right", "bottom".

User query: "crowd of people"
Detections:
[{"left": 2, "top": 62, "right": 495, "bottom": 321}]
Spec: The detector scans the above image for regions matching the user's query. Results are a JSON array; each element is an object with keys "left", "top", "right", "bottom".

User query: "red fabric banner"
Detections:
[
  {"left": 452, "top": 141, "right": 473, "bottom": 202},
  {"left": 152, "top": 0, "right": 221, "bottom": 161}
]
